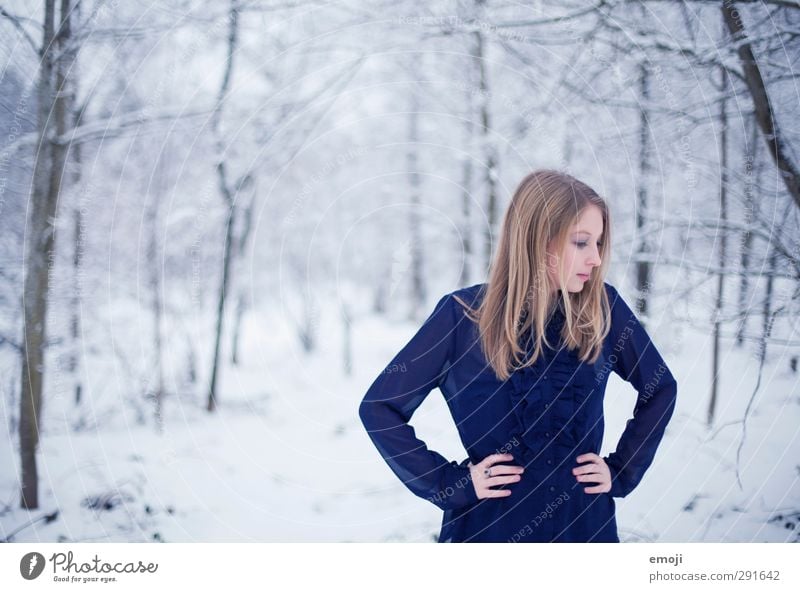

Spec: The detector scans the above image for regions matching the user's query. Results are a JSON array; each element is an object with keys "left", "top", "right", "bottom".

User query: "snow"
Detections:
[{"left": 1, "top": 297, "right": 797, "bottom": 543}]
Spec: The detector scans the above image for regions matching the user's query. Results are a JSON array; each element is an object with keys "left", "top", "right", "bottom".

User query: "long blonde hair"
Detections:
[{"left": 454, "top": 169, "right": 612, "bottom": 381}]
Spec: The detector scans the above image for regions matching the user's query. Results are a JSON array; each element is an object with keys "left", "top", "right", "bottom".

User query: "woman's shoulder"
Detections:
[
  {"left": 602, "top": 281, "right": 629, "bottom": 318},
  {"left": 602, "top": 280, "right": 619, "bottom": 298},
  {"left": 421, "top": 284, "right": 485, "bottom": 326},
  {"left": 448, "top": 283, "right": 487, "bottom": 312},
  {"left": 450, "top": 282, "right": 486, "bottom": 299},
  {"left": 602, "top": 281, "right": 639, "bottom": 312},
  {"left": 601, "top": 280, "right": 644, "bottom": 333}
]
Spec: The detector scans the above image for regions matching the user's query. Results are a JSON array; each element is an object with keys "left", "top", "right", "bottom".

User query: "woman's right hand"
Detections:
[{"left": 468, "top": 453, "right": 525, "bottom": 499}]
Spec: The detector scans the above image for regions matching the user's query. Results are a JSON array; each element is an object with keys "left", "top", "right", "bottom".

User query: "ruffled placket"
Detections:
[{"left": 507, "top": 306, "right": 590, "bottom": 468}]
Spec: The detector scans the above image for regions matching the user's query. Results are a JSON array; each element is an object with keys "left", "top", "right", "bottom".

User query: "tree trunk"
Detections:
[
  {"left": 407, "top": 77, "right": 425, "bottom": 318},
  {"left": 208, "top": 194, "right": 236, "bottom": 412},
  {"left": 148, "top": 147, "right": 168, "bottom": 433},
  {"left": 373, "top": 281, "right": 387, "bottom": 315},
  {"left": 20, "top": 0, "right": 63, "bottom": 510},
  {"left": 207, "top": 0, "right": 240, "bottom": 412},
  {"left": 736, "top": 116, "right": 759, "bottom": 347},
  {"left": 70, "top": 207, "right": 82, "bottom": 409},
  {"left": 231, "top": 292, "right": 245, "bottom": 366},
  {"left": 722, "top": 2, "right": 800, "bottom": 210},
  {"left": 186, "top": 333, "right": 197, "bottom": 385},
  {"left": 473, "top": 28, "right": 498, "bottom": 273},
  {"left": 67, "top": 0, "right": 83, "bottom": 410},
  {"left": 635, "top": 61, "right": 652, "bottom": 319},
  {"left": 458, "top": 82, "right": 475, "bottom": 289},
  {"left": 762, "top": 247, "right": 776, "bottom": 348},
  {"left": 230, "top": 183, "right": 254, "bottom": 366},
  {"left": 298, "top": 292, "right": 316, "bottom": 353},
  {"left": 149, "top": 204, "right": 164, "bottom": 433},
  {"left": 709, "top": 65, "right": 729, "bottom": 427}
]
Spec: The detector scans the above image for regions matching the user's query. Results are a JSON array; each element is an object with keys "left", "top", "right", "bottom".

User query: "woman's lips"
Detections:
[{"left": 577, "top": 273, "right": 589, "bottom": 281}]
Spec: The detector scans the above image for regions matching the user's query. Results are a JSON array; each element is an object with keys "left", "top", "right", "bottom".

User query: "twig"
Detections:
[
  {"left": 732, "top": 301, "right": 785, "bottom": 491},
  {"left": 0, "top": 6, "right": 40, "bottom": 56},
  {"left": 1, "top": 510, "right": 59, "bottom": 542}
]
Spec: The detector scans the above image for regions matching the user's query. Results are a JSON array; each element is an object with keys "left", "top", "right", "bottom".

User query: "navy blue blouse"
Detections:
[{"left": 359, "top": 282, "right": 678, "bottom": 542}]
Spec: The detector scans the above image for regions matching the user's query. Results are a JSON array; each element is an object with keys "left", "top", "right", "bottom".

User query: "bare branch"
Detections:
[
  {"left": 665, "top": 218, "right": 800, "bottom": 275},
  {"left": 0, "top": 334, "right": 22, "bottom": 353},
  {"left": 645, "top": 0, "right": 800, "bottom": 8},
  {"left": 7, "top": 107, "right": 215, "bottom": 151},
  {"left": 0, "top": 510, "right": 60, "bottom": 542},
  {"left": 630, "top": 252, "right": 799, "bottom": 280},
  {"left": 0, "top": 5, "right": 41, "bottom": 55},
  {"left": 492, "top": 1, "right": 610, "bottom": 28},
  {"left": 722, "top": 1, "right": 800, "bottom": 210}
]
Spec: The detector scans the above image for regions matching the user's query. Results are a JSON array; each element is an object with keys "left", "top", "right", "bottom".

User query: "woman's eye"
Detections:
[{"left": 575, "top": 241, "right": 587, "bottom": 248}]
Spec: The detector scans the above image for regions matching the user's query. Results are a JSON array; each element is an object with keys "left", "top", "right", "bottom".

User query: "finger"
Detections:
[
  {"left": 572, "top": 463, "right": 599, "bottom": 475},
  {"left": 483, "top": 453, "right": 515, "bottom": 467},
  {"left": 485, "top": 474, "right": 522, "bottom": 487},
  {"left": 482, "top": 464, "right": 525, "bottom": 477},
  {"left": 481, "top": 488, "right": 513, "bottom": 498},
  {"left": 576, "top": 452, "right": 600, "bottom": 464},
  {"left": 583, "top": 483, "right": 610, "bottom": 494},
  {"left": 574, "top": 472, "right": 604, "bottom": 483}
]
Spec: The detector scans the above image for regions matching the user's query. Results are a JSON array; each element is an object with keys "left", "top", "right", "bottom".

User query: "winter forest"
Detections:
[{"left": 1, "top": 0, "right": 799, "bottom": 543}]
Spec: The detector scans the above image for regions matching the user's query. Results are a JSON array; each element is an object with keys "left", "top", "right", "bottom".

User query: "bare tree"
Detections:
[
  {"left": 471, "top": 17, "right": 499, "bottom": 273},
  {"left": 65, "top": 1, "right": 84, "bottom": 415},
  {"left": 710, "top": 63, "right": 730, "bottom": 427},
  {"left": 735, "top": 116, "right": 759, "bottom": 346},
  {"left": 458, "top": 93, "right": 476, "bottom": 288},
  {"left": 407, "top": 63, "right": 426, "bottom": 318},
  {"left": 207, "top": 0, "right": 242, "bottom": 413},
  {"left": 19, "top": 0, "right": 74, "bottom": 510},
  {"left": 635, "top": 60, "right": 653, "bottom": 319},
  {"left": 145, "top": 138, "right": 173, "bottom": 434},
  {"left": 721, "top": 1, "right": 800, "bottom": 210},
  {"left": 229, "top": 181, "right": 256, "bottom": 367}
]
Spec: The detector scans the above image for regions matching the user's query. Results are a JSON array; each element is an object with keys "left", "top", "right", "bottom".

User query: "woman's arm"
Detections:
[
  {"left": 358, "top": 293, "right": 479, "bottom": 511},
  {"left": 602, "top": 283, "right": 679, "bottom": 498}
]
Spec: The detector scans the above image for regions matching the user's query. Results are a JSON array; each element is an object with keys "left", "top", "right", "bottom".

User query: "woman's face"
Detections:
[{"left": 546, "top": 205, "right": 604, "bottom": 293}]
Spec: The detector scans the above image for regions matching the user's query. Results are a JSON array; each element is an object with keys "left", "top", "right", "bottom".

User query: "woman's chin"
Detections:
[
  {"left": 554, "top": 278, "right": 588, "bottom": 293},
  {"left": 565, "top": 279, "right": 587, "bottom": 292}
]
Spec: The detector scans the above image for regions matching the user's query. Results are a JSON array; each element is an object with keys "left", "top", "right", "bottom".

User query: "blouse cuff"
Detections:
[
  {"left": 429, "top": 458, "right": 480, "bottom": 510},
  {"left": 603, "top": 454, "right": 628, "bottom": 498}
]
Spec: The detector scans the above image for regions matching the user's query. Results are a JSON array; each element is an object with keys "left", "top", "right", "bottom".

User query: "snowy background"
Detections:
[{"left": 1, "top": 0, "right": 798, "bottom": 542}]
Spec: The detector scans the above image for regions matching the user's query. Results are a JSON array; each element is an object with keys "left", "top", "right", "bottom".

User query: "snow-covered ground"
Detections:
[{"left": 1, "top": 299, "right": 798, "bottom": 543}]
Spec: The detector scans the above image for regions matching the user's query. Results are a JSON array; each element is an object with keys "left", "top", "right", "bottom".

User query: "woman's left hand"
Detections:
[{"left": 572, "top": 453, "right": 611, "bottom": 494}]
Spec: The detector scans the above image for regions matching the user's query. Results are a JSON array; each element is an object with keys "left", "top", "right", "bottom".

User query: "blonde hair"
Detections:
[{"left": 454, "top": 169, "right": 612, "bottom": 381}]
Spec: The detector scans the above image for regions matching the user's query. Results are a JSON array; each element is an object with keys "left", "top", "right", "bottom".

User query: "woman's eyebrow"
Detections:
[{"left": 572, "top": 230, "right": 602, "bottom": 238}]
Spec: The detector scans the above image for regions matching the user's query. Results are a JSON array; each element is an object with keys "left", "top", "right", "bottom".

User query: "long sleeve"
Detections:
[
  {"left": 602, "top": 284, "right": 678, "bottom": 498},
  {"left": 358, "top": 293, "right": 479, "bottom": 511}
]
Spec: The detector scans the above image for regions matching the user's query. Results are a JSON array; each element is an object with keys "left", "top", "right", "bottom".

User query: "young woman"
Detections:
[{"left": 358, "top": 169, "right": 678, "bottom": 543}]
